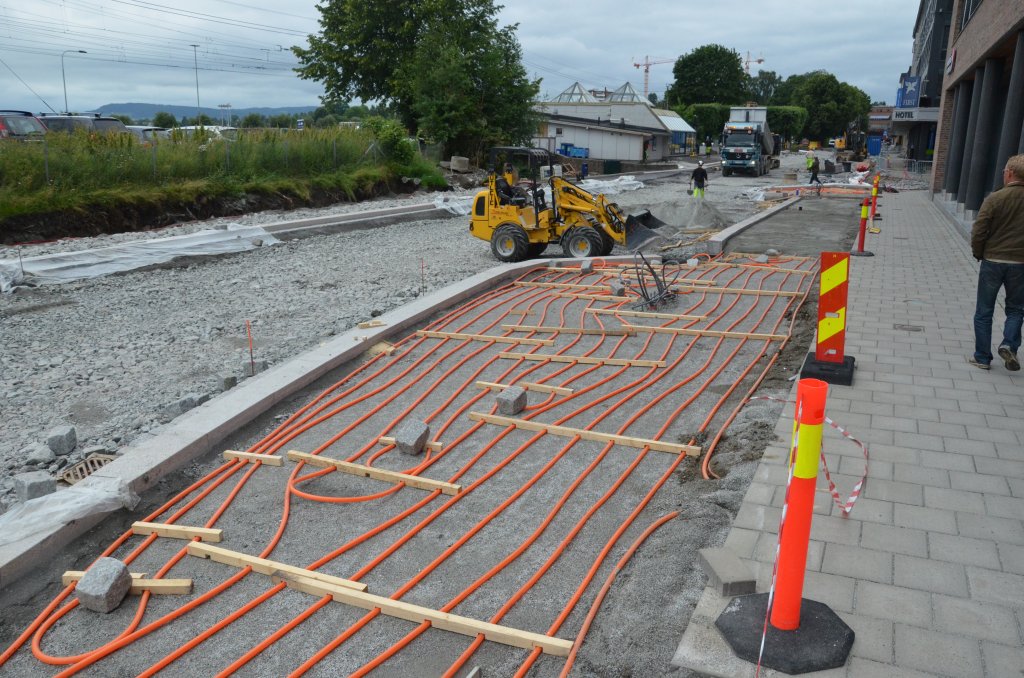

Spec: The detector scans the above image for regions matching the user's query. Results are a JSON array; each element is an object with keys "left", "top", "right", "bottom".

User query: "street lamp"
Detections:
[
  {"left": 61, "top": 50, "right": 87, "bottom": 114},
  {"left": 190, "top": 44, "right": 201, "bottom": 125}
]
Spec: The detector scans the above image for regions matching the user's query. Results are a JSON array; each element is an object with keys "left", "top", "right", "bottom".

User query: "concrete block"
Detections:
[
  {"left": 46, "top": 425, "right": 77, "bottom": 456},
  {"left": 450, "top": 156, "right": 470, "bottom": 172},
  {"left": 609, "top": 281, "right": 627, "bottom": 297},
  {"left": 580, "top": 259, "right": 594, "bottom": 273},
  {"left": 15, "top": 471, "right": 56, "bottom": 502},
  {"left": 698, "top": 548, "right": 756, "bottom": 597},
  {"left": 162, "top": 394, "right": 199, "bottom": 419},
  {"left": 23, "top": 443, "right": 54, "bottom": 466},
  {"left": 220, "top": 375, "right": 238, "bottom": 391},
  {"left": 394, "top": 421, "right": 430, "bottom": 456},
  {"left": 75, "top": 557, "right": 132, "bottom": 613},
  {"left": 241, "top": 360, "right": 269, "bottom": 377},
  {"left": 496, "top": 386, "right": 527, "bottom": 416}
]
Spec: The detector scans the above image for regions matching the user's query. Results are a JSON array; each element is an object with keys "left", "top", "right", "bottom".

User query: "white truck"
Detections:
[{"left": 720, "top": 106, "right": 774, "bottom": 177}]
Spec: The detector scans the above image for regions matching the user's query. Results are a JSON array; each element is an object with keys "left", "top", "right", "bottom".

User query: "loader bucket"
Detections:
[
  {"left": 628, "top": 209, "right": 668, "bottom": 229},
  {"left": 625, "top": 214, "right": 664, "bottom": 250}
]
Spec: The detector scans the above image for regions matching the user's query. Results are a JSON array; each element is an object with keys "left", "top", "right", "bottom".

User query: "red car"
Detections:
[{"left": 0, "top": 110, "right": 47, "bottom": 140}]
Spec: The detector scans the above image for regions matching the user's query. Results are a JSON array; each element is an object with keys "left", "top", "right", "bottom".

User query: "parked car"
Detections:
[
  {"left": 37, "top": 114, "right": 130, "bottom": 135},
  {"left": 0, "top": 110, "right": 47, "bottom": 140},
  {"left": 126, "top": 125, "right": 170, "bottom": 143},
  {"left": 176, "top": 125, "right": 238, "bottom": 141}
]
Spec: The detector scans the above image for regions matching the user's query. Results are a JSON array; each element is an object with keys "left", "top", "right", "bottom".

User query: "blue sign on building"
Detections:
[{"left": 899, "top": 77, "right": 921, "bottom": 109}]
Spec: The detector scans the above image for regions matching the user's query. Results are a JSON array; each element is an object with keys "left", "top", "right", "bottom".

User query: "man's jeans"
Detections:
[{"left": 973, "top": 260, "right": 1024, "bottom": 364}]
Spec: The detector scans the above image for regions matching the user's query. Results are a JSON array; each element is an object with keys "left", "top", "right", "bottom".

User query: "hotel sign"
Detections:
[{"left": 892, "top": 108, "right": 939, "bottom": 122}]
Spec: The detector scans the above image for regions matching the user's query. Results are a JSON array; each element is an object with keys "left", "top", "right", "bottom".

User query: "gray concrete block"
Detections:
[
  {"left": 698, "top": 547, "right": 756, "bottom": 597},
  {"left": 220, "top": 375, "right": 238, "bottom": 391},
  {"left": 496, "top": 386, "right": 527, "bottom": 416},
  {"left": 241, "top": 360, "right": 268, "bottom": 377},
  {"left": 75, "top": 557, "right": 132, "bottom": 613},
  {"left": 46, "top": 425, "right": 77, "bottom": 456},
  {"left": 23, "top": 443, "right": 54, "bottom": 466},
  {"left": 449, "top": 156, "right": 470, "bottom": 172},
  {"left": 15, "top": 471, "right": 56, "bottom": 502},
  {"left": 609, "top": 281, "right": 627, "bottom": 297},
  {"left": 395, "top": 420, "right": 430, "bottom": 456},
  {"left": 580, "top": 259, "right": 594, "bottom": 273}
]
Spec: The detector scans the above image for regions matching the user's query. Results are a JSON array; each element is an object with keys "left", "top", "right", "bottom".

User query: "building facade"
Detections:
[{"left": 932, "top": 0, "right": 1024, "bottom": 217}]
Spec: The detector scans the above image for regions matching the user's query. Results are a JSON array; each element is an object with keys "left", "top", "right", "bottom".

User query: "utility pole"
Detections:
[
  {"left": 61, "top": 50, "right": 87, "bottom": 114},
  {"left": 190, "top": 44, "right": 201, "bottom": 125},
  {"left": 632, "top": 55, "right": 675, "bottom": 99}
]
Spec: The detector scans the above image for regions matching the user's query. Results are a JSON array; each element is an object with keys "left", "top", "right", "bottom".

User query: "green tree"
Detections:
[
  {"left": 665, "top": 44, "right": 746, "bottom": 106},
  {"left": 294, "top": 0, "right": 538, "bottom": 149},
  {"left": 648, "top": 93, "right": 660, "bottom": 107},
  {"left": 268, "top": 114, "right": 294, "bottom": 128},
  {"left": 769, "top": 73, "right": 812, "bottom": 106},
  {"left": 766, "top": 106, "right": 808, "bottom": 142},
  {"left": 678, "top": 103, "right": 731, "bottom": 142},
  {"left": 787, "top": 71, "right": 870, "bottom": 140},
  {"left": 746, "top": 70, "right": 782, "bottom": 105},
  {"left": 241, "top": 113, "right": 264, "bottom": 128},
  {"left": 314, "top": 114, "right": 340, "bottom": 128},
  {"left": 151, "top": 111, "right": 176, "bottom": 128},
  {"left": 111, "top": 114, "right": 133, "bottom": 125}
]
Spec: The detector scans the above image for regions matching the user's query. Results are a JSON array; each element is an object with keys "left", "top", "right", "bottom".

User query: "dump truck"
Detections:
[
  {"left": 469, "top": 147, "right": 660, "bottom": 262},
  {"left": 720, "top": 106, "right": 774, "bottom": 176}
]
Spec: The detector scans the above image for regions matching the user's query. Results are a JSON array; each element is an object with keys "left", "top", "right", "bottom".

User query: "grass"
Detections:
[{"left": 0, "top": 128, "right": 447, "bottom": 221}]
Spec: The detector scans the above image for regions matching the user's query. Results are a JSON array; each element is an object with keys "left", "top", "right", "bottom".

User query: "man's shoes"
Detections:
[
  {"left": 998, "top": 345, "right": 1020, "bottom": 371},
  {"left": 967, "top": 356, "right": 991, "bottom": 370}
]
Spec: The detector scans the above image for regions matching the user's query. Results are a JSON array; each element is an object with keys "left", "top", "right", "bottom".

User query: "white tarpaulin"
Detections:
[{"left": 0, "top": 224, "right": 279, "bottom": 293}]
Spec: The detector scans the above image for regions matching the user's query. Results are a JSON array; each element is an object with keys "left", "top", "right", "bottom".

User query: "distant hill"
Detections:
[{"left": 93, "top": 103, "right": 320, "bottom": 122}]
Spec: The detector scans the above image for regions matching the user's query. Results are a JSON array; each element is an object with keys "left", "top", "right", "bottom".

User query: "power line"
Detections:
[{"left": 0, "top": 55, "right": 58, "bottom": 112}]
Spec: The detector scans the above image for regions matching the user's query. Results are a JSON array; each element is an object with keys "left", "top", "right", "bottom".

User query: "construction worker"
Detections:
[
  {"left": 808, "top": 153, "right": 822, "bottom": 186},
  {"left": 690, "top": 160, "right": 709, "bottom": 198}
]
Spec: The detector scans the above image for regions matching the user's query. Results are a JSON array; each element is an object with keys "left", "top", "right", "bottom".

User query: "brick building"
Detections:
[{"left": 932, "top": 0, "right": 1024, "bottom": 222}]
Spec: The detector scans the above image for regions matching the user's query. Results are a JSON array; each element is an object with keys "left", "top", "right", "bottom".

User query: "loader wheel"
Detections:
[
  {"left": 722, "top": 168, "right": 732, "bottom": 177},
  {"left": 527, "top": 242, "right": 547, "bottom": 258},
  {"left": 597, "top": 229, "right": 615, "bottom": 256},
  {"left": 562, "top": 227, "right": 603, "bottom": 258},
  {"left": 491, "top": 223, "right": 530, "bottom": 262}
]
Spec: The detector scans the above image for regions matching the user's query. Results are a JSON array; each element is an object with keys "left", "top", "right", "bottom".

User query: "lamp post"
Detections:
[
  {"left": 190, "top": 44, "right": 201, "bottom": 125},
  {"left": 61, "top": 50, "right": 87, "bottom": 114}
]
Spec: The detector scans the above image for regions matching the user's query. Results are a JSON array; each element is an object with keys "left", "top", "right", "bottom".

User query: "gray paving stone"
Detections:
[
  {"left": 839, "top": 611, "right": 893, "bottom": 664},
  {"left": 894, "top": 431, "right": 944, "bottom": 452},
  {"left": 928, "top": 532, "right": 1002, "bottom": 569},
  {"left": 832, "top": 497, "right": 892, "bottom": 525},
  {"left": 948, "top": 470, "right": 1010, "bottom": 494},
  {"left": 841, "top": 456, "right": 892, "bottom": 480},
  {"left": 854, "top": 581, "right": 931, "bottom": 627},
  {"left": 14, "top": 471, "right": 56, "bottom": 502},
  {"left": 75, "top": 557, "right": 132, "bottom": 613},
  {"left": 808, "top": 514, "right": 862, "bottom": 546},
  {"left": 893, "top": 462, "right": 949, "bottom": 488},
  {"left": 892, "top": 404, "right": 939, "bottom": 421},
  {"left": 731, "top": 502, "right": 781, "bottom": 533},
  {"left": 46, "top": 425, "right": 77, "bottom": 456},
  {"left": 966, "top": 566, "right": 1024, "bottom": 607},
  {"left": 821, "top": 543, "right": 892, "bottom": 584},
  {"left": 752, "top": 534, "right": 824, "bottom": 570},
  {"left": 894, "top": 624, "right": 983, "bottom": 677},
  {"left": 957, "top": 512, "right": 1024, "bottom": 545},
  {"left": 894, "top": 554, "right": 968, "bottom": 596},
  {"left": 866, "top": 443, "right": 920, "bottom": 465},
  {"left": 923, "top": 486, "right": 986, "bottom": 514},
  {"left": 801, "top": 569, "right": 856, "bottom": 613},
  {"left": 965, "top": 425, "right": 1019, "bottom": 445},
  {"left": 975, "top": 456, "right": 1024, "bottom": 478},
  {"left": 984, "top": 494, "right": 1024, "bottom": 520},
  {"left": 722, "top": 527, "right": 759, "bottom": 559},
  {"left": 861, "top": 523, "right": 928, "bottom": 557},
  {"left": 863, "top": 478, "right": 923, "bottom": 506},
  {"left": 936, "top": 409, "right": 987, "bottom": 426},
  {"left": 932, "top": 594, "right": 1021, "bottom": 645},
  {"left": 919, "top": 449, "right": 975, "bottom": 472},
  {"left": 870, "top": 415, "right": 917, "bottom": 433},
  {"left": 697, "top": 548, "right": 756, "bottom": 597},
  {"left": 998, "top": 543, "right": 1024, "bottom": 576},
  {"left": 981, "top": 641, "right": 1024, "bottom": 678}
]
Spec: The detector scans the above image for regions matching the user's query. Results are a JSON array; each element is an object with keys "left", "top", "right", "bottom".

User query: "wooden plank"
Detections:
[
  {"left": 357, "top": 320, "right": 387, "bottom": 328},
  {"left": 132, "top": 521, "right": 223, "bottom": 543},
  {"left": 553, "top": 292, "right": 631, "bottom": 302},
  {"left": 186, "top": 542, "right": 368, "bottom": 592},
  {"left": 671, "top": 285, "right": 799, "bottom": 297},
  {"left": 586, "top": 308, "right": 706, "bottom": 321},
  {"left": 223, "top": 450, "right": 283, "bottom": 466},
  {"left": 498, "top": 351, "right": 666, "bottom": 368},
  {"left": 269, "top": 571, "right": 573, "bottom": 657},
  {"left": 287, "top": 450, "right": 460, "bottom": 496},
  {"left": 620, "top": 323, "right": 788, "bottom": 341},
  {"left": 475, "top": 380, "right": 574, "bottom": 396},
  {"left": 501, "top": 324, "right": 636, "bottom": 336},
  {"left": 377, "top": 437, "right": 443, "bottom": 453},
  {"left": 415, "top": 330, "right": 553, "bottom": 346},
  {"left": 618, "top": 274, "right": 718, "bottom": 286},
  {"left": 366, "top": 341, "right": 396, "bottom": 357},
  {"left": 513, "top": 281, "right": 606, "bottom": 291},
  {"left": 705, "top": 262, "right": 814, "bottom": 275},
  {"left": 62, "top": 571, "right": 192, "bottom": 595},
  {"left": 468, "top": 412, "right": 701, "bottom": 457}
]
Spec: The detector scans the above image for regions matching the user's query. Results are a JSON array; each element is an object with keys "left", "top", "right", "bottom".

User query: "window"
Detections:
[
  {"left": 474, "top": 196, "right": 486, "bottom": 217},
  {"left": 960, "top": 0, "right": 983, "bottom": 30},
  {"left": 555, "top": 127, "right": 563, "bottom": 135}
]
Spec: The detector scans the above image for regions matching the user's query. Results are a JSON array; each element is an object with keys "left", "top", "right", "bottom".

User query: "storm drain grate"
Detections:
[
  {"left": 62, "top": 454, "right": 118, "bottom": 485},
  {"left": 893, "top": 324, "right": 924, "bottom": 332}
]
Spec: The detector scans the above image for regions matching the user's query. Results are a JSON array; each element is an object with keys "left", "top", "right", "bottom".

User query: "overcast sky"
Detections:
[{"left": 0, "top": 0, "right": 920, "bottom": 116}]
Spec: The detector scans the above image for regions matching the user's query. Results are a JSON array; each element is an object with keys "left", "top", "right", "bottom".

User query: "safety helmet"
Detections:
[{"left": 697, "top": 160, "right": 704, "bottom": 166}]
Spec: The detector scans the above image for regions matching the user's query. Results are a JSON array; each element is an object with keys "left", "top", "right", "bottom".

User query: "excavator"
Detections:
[{"left": 468, "top": 147, "right": 660, "bottom": 262}]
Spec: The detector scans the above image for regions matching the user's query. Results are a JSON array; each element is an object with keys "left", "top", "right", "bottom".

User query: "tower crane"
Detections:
[
  {"left": 632, "top": 55, "right": 675, "bottom": 99},
  {"left": 744, "top": 51, "right": 765, "bottom": 75}
]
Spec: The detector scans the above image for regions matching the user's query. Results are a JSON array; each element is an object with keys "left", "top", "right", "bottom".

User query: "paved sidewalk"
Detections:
[{"left": 674, "top": 189, "right": 1024, "bottom": 677}]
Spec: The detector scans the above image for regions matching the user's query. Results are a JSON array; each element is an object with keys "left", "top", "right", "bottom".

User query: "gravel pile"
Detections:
[{"left": 0, "top": 166, "right": 773, "bottom": 511}]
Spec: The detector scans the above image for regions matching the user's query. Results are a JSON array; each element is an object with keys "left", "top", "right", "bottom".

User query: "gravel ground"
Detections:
[{"left": 0, "top": 154, "right": 815, "bottom": 511}]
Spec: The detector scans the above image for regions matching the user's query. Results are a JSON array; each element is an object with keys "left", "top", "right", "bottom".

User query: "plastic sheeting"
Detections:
[
  {"left": 0, "top": 475, "right": 139, "bottom": 547},
  {"left": 433, "top": 176, "right": 646, "bottom": 217},
  {"left": 0, "top": 224, "right": 279, "bottom": 293}
]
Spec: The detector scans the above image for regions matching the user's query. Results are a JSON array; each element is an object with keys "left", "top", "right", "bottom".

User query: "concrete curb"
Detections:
[
  {"left": 707, "top": 196, "right": 801, "bottom": 255},
  {"left": 0, "top": 255, "right": 652, "bottom": 590},
  {"left": 264, "top": 204, "right": 451, "bottom": 240}
]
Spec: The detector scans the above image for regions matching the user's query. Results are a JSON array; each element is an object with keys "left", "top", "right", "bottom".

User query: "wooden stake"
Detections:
[
  {"left": 377, "top": 437, "right": 443, "bottom": 453},
  {"left": 62, "top": 571, "right": 192, "bottom": 595},
  {"left": 671, "top": 284, "right": 799, "bottom": 297},
  {"left": 513, "top": 281, "right": 606, "bottom": 291},
  {"left": 186, "top": 542, "right": 367, "bottom": 592},
  {"left": 415, "top": 330, "right": 553, "bottom": 346},
  {"left": 475, "top": 380, "right": 574, "bottom": 396},
  {"left": 498, "top": 351, "right": 666, "bottom": 368},
  {"left": 468, "top": 412, "right": 700, "bottom": 456},
  {"left": 223, "top": 450, "right": 283, "bottom": 466},
  {"left": 132, "top": 521, "right": 223, "bottom": 543},
  {"left": 586, "top": 308, "right": 706, "bottom": 321},
  {"left": 501, "top": 324, "right": 636, "bottom": 336},
  {"left": 553, "top": 292, "right": 631, "bottom": 302},
  {"left": 287, "top": 450, "right": 460, "bottom": 495},
  {"left": 620, "top": 323, "right": 788, "bottom": 341}
]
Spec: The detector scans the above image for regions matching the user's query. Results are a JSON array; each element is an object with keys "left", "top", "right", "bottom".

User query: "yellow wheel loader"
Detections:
[{"left": 468, "top": 147, "right": 659, "bottom": 262}]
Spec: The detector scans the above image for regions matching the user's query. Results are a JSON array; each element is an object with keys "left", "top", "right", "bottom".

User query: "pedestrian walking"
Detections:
[
  {"left": 969, "top": 154, "right": 1024, "bottom": 371},
  {"left": 690, "top": 160, "right": 709, "bottom": 199},
  {"left": 808, "top": 154, "right": 823, "bottom": 186}
]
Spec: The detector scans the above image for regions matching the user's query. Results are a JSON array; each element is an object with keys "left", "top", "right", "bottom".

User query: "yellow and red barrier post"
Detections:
[
  {"left": 869, "top": 175, "right": 882, "bottom": 233},
  {"left": 714, "top": 379, "right": 855, "bottom": 674},
  {"left": 851, "top": 197, "right": 874, "bottom": 257},
  {"left": 801, "top": 252, "right": 856, "bottom": 385}
]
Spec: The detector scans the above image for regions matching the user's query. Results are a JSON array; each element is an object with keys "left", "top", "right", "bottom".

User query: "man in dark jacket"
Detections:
[
  {"left": 690, "top": 160, "right": 709, "bottom": 198},
  {"left": 969, "top": 154, "right": 1024, "bottom": 370}
]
